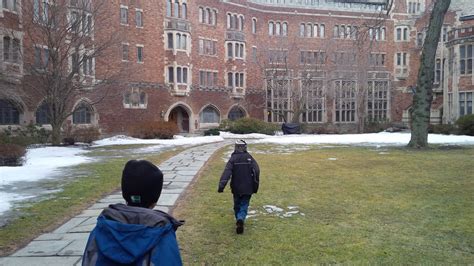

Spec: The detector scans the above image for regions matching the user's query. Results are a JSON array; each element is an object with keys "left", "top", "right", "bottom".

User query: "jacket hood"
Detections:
[{"left": 94, "top": 203, "right": 182, "bottom": 264}]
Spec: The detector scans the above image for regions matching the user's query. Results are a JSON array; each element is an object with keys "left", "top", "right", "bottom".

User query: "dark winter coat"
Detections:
[
  {"left": 219, "top": 150, "right": 260, "bottom": 195},
  {"left": 82, "top": 203, "right": 183, "bottom": 266}
]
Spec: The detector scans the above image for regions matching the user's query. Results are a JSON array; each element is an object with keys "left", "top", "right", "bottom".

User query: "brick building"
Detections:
[{"left": 0, "top": 0, "right": 473, "bottom": 135}]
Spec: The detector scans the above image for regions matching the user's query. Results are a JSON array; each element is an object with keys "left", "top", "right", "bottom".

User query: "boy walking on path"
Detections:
[
  {"left": 218, "top": 140, "right": 260, "bottom": 234},
  {"left": 82, "top": 160, "right": 183, "bottom": 266}
]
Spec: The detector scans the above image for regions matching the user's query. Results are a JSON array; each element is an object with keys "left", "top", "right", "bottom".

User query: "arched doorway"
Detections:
[
  {"left": 228, "top": 106, "right": 246, "bottom": 121},
  {"left": 169, "top": 106, "right": 190, "bottom": 133}
]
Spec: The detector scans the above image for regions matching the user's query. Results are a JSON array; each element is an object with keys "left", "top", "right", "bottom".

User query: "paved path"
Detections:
[{"left": 0, "top": 141, "right": 229, "bottom": 266}]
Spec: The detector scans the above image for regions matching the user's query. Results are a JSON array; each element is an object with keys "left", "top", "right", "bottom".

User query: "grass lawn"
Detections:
[
  {"left": 173, "top": 145, "right": 474, "bottom": 264},
  {"left": 0, "top": 146, "right": 182, "bottom": 256}
]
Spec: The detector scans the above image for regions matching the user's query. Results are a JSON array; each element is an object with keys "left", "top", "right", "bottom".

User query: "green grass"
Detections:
[
  {"left": 0, "top": 147, "right": 182, "bottom": 256},
  {"left": 174, "top": 145, "right": 474, "bottom": 264}
]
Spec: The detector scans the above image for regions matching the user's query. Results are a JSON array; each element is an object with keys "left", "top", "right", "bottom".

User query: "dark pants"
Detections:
[{"left": 233, "top": 194, "right": 251, "bottom": 221}]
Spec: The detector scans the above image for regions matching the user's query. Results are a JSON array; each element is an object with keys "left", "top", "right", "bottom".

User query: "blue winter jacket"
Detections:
[{"left": 82, "top": 203, "right": 183, "bottom": 266}]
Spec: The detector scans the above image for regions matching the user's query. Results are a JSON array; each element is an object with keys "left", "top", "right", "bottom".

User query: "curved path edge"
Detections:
[{"left": 0, "top": 141, "right": 230, "bottom": 266}]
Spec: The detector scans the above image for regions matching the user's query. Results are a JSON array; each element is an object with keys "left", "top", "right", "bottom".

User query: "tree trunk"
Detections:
[
  {"left": 408, "top": 0, "right": 451, "bottom": 148},
  {"left": 51, "top": 123, "right": 62, "bottom": 146}
]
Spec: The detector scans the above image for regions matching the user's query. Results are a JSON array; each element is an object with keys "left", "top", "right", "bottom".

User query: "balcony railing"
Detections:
[
  {"left": 165, "top": 19, "right": 191, "bottom": 32},
  {"left": 226, "top": 30, "right": 245, "bottom": 42}
]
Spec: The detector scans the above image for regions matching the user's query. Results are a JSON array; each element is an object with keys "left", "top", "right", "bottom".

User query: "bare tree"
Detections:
[
  {"left": 260, "top": 3, "right": 391, "bottom": 133},
  {"left": 408, "top": 0, "right": 451, "bottom": 148},
  {"left": 16, "top": 0, "right": 127, "bottom": 145}
]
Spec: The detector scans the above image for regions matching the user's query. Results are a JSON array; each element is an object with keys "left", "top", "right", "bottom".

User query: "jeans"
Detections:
[{"left": 233, "top": 194, "right": 252, "bottom": 221}]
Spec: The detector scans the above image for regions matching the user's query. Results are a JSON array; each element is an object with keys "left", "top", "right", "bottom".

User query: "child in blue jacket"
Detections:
[{"left": 82, "top": 160, "right": 183, "bottom": 266}]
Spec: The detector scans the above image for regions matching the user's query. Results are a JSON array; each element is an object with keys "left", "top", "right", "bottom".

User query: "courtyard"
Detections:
[{"left": 0, "top": 133, "right": 473, "bottom": 264}]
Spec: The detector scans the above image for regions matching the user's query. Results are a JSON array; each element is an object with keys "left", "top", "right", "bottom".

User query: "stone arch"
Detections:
[
  {"left": 165, "top": 102, "right": 193, "bottom": 133},
  {"left": 0, "top": 98, "right": 24, "bottom": 125},
  {"left": 199, "top": 104, "right": 221, "bottom": 125},
  {"left": 71, "top": 98, "right": 98, "bottom": 125},
  {"left": 227, "top": 104, "right": 247, "bottom": 121},
  {"left": 35, "top": 99, "right": 51, "bottom": 125}
]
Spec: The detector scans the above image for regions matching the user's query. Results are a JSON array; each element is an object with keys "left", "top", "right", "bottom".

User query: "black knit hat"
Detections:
[{"left": 121, "top": 160, "right": 163, "bottom": 208}]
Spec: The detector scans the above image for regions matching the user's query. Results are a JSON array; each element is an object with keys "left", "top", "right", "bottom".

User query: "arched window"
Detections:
[
  {"left": 0, "top": 99, "right": 20, "bottom": 125},
  {"left": 181, "top": 3, "right": 187, "bottom": 19},
  {"left": 252, "top": 18, "right": 257, "bottom": 34},
  {"left": 233, "top": 14, "right": 238, "bottom": 29},
  {"left": 73, "top": 102, "right": 93, "bottom": 124},
  {"left": 227, "top": 13, "right": 231, "bottom": 29},
  {"left": 35, "top": 102, "right": 51, "bottom": 125},
  {"left": 166, "top": 0, "right": 172, "bottom": 17},
  {"left": 206, "top": 8, "right": 211, "bottom": 24},
  {"left": 275, "top": 22, "right": 281, "bottom": 36},
  {"left": 198, "top": 7, "right": 203, "bottom": 22},
  {"left": 228, "top": 106, "right": 245, "bottom": 121},
  {"left": 200, "top": 106, "right": 220, "bottom": 123},
  {"left": 176, "top": 33, "right": 181, "bottom": 49},
  {"left": 313, "top": 24, "right": 318, "bottom": 37},
  {"left": 320, "top": 24, "right": 325, "bottom": 38},
  {"left": 268, "top": 21, "right": 274, "bottom": 36},
  {"left": 239, "top": 16, "right": 244, "bottom": 31},
  {"left": 381, "top": 27, "right": 386, "bottom": 40},
  {"left": 227, "top": 42, "right": 233, "bottom": 58},
  {"left": 305, "top": 24, "right": 311, "bottom": 37},
  {"left": 181, "top": 34, "right": 187, "bottom": 49},
  {"left": 173, "top": 0, "right": 179, "bottom": 18},
  {"left": 282, "top": 22, "right": 288, "bottom": 36},
  {"left": 211, "top": 10, "right": 217, "bottom": 25}
]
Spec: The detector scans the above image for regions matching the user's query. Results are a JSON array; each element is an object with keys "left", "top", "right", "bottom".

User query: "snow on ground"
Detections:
[
  {"left": 221, "top": 131, "right": 474, "bottom": 146},
  {"left": 1, "top": 132, "right": 474, "bottom": 218},
  {"left": 0, "top": 135, "right": 224, "bottom": 216},
  {"left": 0, "top": 146, "right": 90, "bottom": 215},
  {"left": 93, "top": 135, "right": 224, "bottom": 147},
  {"left": 247, "top": 205, "right": 305, "bottom": 219}
]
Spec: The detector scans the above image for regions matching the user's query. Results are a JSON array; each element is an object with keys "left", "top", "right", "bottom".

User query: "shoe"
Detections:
[{"left": 236, "top": 219, "right": 244, "bottom": 234}]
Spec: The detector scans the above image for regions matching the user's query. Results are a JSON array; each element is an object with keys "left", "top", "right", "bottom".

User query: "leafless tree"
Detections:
[
  {"left": 15, "top": 0, "right": 128, "bottom": 145},
  {"left": 259, "top": 2, "right": 392, "bottom": 133}
]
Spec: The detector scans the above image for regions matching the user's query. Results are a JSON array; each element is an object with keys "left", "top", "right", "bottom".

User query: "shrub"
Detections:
[
  {"left": 218, "top": 119, "right": 234, "bottom": 131},
  {"left": 72, "top": 126, "right": 101, "bottom": 144},
  {"left": 226, "top": 118, "right": 279, "bottom": 135},
  {"left": 204, "top": 128, "right": 220, "bottom": 136},
  {"left": 428, "top": 124, "right": 459, "bottom": 135},
  {"left": 0, "top": 124, "right": 51, "bottom": 146},
  {"left": 455, "top": 114, "right": 474, "bottom": 136},
  {"left": 0, "top": 143, "right": 26, "bottom": 166},
  {"left": 129, "top": 121, "right": 179, "bottom": 139}
]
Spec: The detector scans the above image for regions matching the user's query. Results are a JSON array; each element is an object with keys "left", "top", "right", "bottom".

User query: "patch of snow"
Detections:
[
  {"left": 287, "top": 206, "right": 299, "bottom": 210},
  {"left": 0, "top": 146, "right": 91, "bottom": 215},
  {"left": 282, "top": 211, "right": 300, "bottom": 217},
  {"left": 328, "top": 158, "right": 338, "bottom": 161},
  {"left": 219, "top": 131, "right": 271, "bottom": 139},
  {"left": 240, "top": 132, "right": 474, "bottom": 146},
  {"left": 263, "top": 205, "right": 284, "bottom": 213},
  {"left": 0, "top": 192, "right": 34, "bottom": 214},
  {"left": 93, "top": 135, "right": 224, "bottom": 147}
]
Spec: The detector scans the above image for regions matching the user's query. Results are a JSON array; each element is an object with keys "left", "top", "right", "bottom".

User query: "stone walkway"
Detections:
[{"left": 0, "top": 141, "right": 229, "bottom": 266}]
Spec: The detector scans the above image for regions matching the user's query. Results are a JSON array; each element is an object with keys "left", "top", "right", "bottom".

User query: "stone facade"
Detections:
[{"left": 1, "top": 0, "right": 473, "bottom": 134}]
